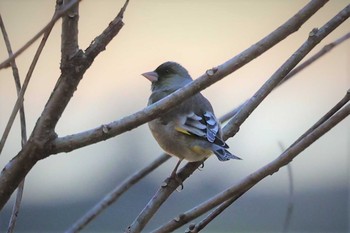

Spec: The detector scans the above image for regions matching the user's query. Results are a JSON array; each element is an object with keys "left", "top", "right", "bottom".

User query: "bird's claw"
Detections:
[{"left": 197, "top": 161, "right": 205, "bottom": 171}]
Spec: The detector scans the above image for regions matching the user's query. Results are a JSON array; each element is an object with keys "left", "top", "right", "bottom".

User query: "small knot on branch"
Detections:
[
  {"left": 308, "top": 28, "right": 319, "bottom": 37},
  {"left": 174, "top": 213, "right": 185, "bottom": 222},
  {"left": 102, "top": 124, "right": 110, "bottom": 134},
  {"left": 185, "top": 223, "right": 198, "bottom": 233},
  {"left": 206, "top": 67, "right": 218, "bottom": 76}
]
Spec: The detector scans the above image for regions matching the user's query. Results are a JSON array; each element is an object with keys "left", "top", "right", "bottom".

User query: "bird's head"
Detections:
[{"left": 142, "top": 61, "right": 192, "bottom": 92}]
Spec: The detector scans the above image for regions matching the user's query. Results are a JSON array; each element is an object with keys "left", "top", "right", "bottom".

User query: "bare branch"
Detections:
[
  {"left": 223, "top": 4, "right": 350, "bottom": 140},
  {"left": 151, "top": 99, "right": 350, "bottom": 233},
  {"left": 128, "top": 2, "right": 350, "bottom": 232},
  {"left": 186, "top": 193, "right": 243, "bottom": 233},
  {"left": 61, "top": 0, "right": 80, "bottom": 64},
  {"left": 0, "top": 8, "right": 56, "bottom": 154},
  {"left": 279, "top": 143, "right": 294, "bottom": 233},
  {"left": 280, "top": 31, "right": 350, "bottom": 85},
  {"left": 0, "top": 0, "right": 129, "bottom": 211},
  {"left": 66, "top": 153, "right": 170, "bottom": 233},
  {"left": 0, "top": 14, "right": 28, "bottom": 233},
  {"left": 0, "top": 0, "right": 80, "bottom": 70},
  {"left": 290, "top": 89, "right": 350, "bottom": 148},
  {"left": 52, "top": 0, "right": 330, "bottom": 155},
  {"left": 84, "top": 0, "right": 129, "bottom": 59},
  {"left": 69, "top": 92, "right": 253, "bottom": 233},
  {"left": 220, "top": 31, "right": 350, "bottom": 124}
]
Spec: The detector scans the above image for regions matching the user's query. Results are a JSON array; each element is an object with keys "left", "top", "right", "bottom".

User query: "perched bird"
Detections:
[{"left": 142, "top": 61, "right": 241, "bottom": 177}]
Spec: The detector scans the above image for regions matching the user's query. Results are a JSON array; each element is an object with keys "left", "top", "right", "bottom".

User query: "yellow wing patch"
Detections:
[
  {"left": 190, "top": 145, "right": 212, "bottom": 156},
  {"left": 175, "top": 126, "right": 192, "bottom": 136}
]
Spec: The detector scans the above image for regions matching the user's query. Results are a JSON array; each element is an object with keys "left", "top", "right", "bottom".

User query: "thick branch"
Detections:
[
  {"left": 52, "top": 0, "right": 329, "bottom": 155},
  {"left": 61, "top": 0, "right": 79, "bottom": 64},
  {"left": 0, "top": 0, "right": 129, "bottom": 210}
]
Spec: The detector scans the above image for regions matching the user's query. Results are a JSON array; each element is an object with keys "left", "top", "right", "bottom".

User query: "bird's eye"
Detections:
[{"left": 165, "top": 69, "right": 170, "bottom": 74}]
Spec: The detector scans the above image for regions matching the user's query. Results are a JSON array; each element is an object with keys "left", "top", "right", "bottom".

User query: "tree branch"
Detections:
[
  {"left": 0, "top": 14, "right": 28, "bottom": 233},
  {"left": 0, "top": 0, "right": 129, "bottom": 210},
  {"left": 185, "top": 50, "right": 350, "bottom": 233},
  {"left": 0, "top": 0, "right": 80, "bottom": 70},
  {"left": 224, "top": 4, "right": 350, "bottom": 140},
  {"left": 51, "top": 0, "right": 329, "bottom": 155},
  {"left": 61, "top": 0, "right": 80, "bottom": 64},
  {"left": 280, "top": 31, "right": 350, "bottom": 85},
  {"left": 151, "top": 100, "right": 350, "bottom": 233},
  {"left": 220, "top": 31, "right": 350, "bottom": 124},
  {"left": 127, "top": 3, "right": 350, "bottom": 232},
  {"left": 0, "top": 14, "right": 54, "bottom": 155},
  {"left": 66, "top": 153, "right": 170, "bottom": 233}
]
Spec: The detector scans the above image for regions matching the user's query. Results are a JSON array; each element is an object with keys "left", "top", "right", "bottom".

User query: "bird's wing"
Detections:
[{"left": 175, "top": 111, "right": 227, "bottom": 147}]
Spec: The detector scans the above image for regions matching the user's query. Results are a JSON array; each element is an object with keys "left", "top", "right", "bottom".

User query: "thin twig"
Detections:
[
  {"left": 290, "top": 89, "right": 350, "bottom": 148},
  {"left": 66, "top": 153, "right": 170, "bottom": 233},
  {"left": 185, "top": 143, "right": 294, "bottom": 233},
  {"left": 280, "top": 31, "right": 350, "bottom": 85},
  {"left": 0, "top": 11, "right": 55, "bottom": 155},
  {"left": 279, "top": 142, "right": 294, "bottom": 233},
  {"left": 151, "top": 100, "right": 350, "bottom": 233},
  {"left": 0, "top": 14, "right": 28, "bottom": 233},
  {"left": 221, "top": 31, "right": 350, "bottom": 124},
  {"left": 187, "top": 193, "right": 244, "bottom": 233},
  {"left": 0, "top": 0, "right": 81, "bottom": 70}
]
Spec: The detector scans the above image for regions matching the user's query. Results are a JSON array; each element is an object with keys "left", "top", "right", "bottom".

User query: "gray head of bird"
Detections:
[{"left": 142, "top": 61, "right": 193, "bottom": 92}]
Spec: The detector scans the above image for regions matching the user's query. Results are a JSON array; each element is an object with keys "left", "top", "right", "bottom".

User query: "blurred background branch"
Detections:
[{"left": 0, "top": 14, "right": 28, "bottom": 233}]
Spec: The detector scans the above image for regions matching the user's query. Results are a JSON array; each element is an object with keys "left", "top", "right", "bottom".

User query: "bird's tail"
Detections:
[{"left": 212, "top": 145, "right": 241, "bottom": 161}]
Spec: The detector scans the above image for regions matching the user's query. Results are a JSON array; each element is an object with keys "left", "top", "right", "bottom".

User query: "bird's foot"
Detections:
[{"left": 197, "top": 161, "right": 205, "bottom": 171}]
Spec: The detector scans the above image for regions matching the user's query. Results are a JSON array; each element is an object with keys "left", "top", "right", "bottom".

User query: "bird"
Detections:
[{"left": 142, "top": 61, "right": 241, "bottom": 178}]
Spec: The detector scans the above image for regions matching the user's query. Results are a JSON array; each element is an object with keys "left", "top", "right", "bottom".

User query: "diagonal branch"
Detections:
[
  {"left": 0, "top": 0, "right": 129, "bottom": 210},
  {"left": 0, "top": 0, "right": 81, "bottom": 70},
  {"left": 184, "top": 44, "right": 350, "bottom": 233},
  {"left": 67, "top": 102, "right": 243, "bottom": 233},
  {"left": 66, "top": 153, "right": 170, "bottom": 233},
  {"left": 220, "top": 31, "right": 350, "bottom": 123},
  {"left": 0, "top": 14, "right": 28, "bottom": 233},
  {"left": 51, "top": 0, "right": 330, "bottom": 155},
  {"left": 189, "top": 86, "right": 350, "bottom": 233},
  {"left": 223, "top": 4, "right": 350, "bottom": 140},
  {"left": 128, "top": 5, "right": 350, "bottom": 232},
  {"left": 0, "top": 9, "right": 56, "bottom": 155},
  {"left": 152, "top": 100, "right": 350, "bottom": 233},
  {"left": 280, "top": 31, "right": 350, "bottom": 85}
]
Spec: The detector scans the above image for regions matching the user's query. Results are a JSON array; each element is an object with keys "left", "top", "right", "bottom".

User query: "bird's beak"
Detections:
[{"left": 142, "top": 71, "right": 158, "bottom": 82}]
